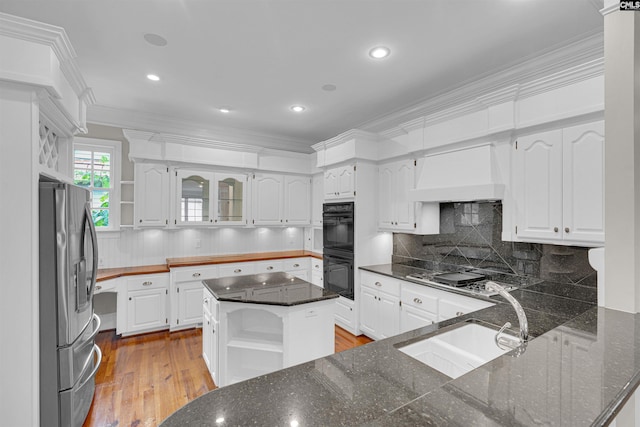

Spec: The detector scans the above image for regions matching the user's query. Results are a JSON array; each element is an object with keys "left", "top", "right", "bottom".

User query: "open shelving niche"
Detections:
[{"left": 225, "top": 307, "right": 284, "bottom": 385}]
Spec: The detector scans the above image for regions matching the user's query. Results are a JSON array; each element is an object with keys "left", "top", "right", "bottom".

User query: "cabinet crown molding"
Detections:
[{"left": 312, "top": 129, "right": 380, "bottom": 152}]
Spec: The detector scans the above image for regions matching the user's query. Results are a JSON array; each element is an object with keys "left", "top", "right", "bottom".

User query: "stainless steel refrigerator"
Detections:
[{"left": 39, "top": 180, "right": 102, "bottom": 427}]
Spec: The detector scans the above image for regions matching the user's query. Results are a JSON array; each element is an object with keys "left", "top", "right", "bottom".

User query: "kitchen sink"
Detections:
[{"left": 398, "top": 322, "right": 511, "bottom": 379}]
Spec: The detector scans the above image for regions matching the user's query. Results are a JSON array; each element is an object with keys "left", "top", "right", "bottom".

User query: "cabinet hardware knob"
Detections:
[
  {"left": 554, "top": 227, "right": 559, "bottom": 232},
  {"left": 234, "top": 269, "right": 241, "bottom": 273},
  {"left": 565, "top": 227, "right": 570, "bottom": 233},
  {"left": 129, "top": 297, "right": 132, "bottom": 301},
  {"left": 203, "top": 298, "right": 208, "bottom": 304},
  {"left": 413, "top": 298, "right": 422, "bottom": 304},
  {"left": 212, "top": 328, "right": 215, "bottom": 334},
  {"left": 192, "top": 272, "right": 201, "bottom": 278},
  {"left": 315, "top": 265, "right": 319, "bottom": 268},
  {"left": 142, "top": 281, "right": 153, "bottom": 286},
  {"left": 139, "top": 219, "right": 142, "bottom": 223},
  {"left": 456, "top": 311, "right": 464, "bottom": 316},
  {"left": 96, "top": 285, "right": 102, "bottom": 291},
  {"left": 375, "top": 282, "right": 382, "bottom": 287},
  {"left": 293, "top": 263, "right": 300, "bottom": 268},
  {"left": 267, "top": 266, "right": 273, "bottom": 270}
]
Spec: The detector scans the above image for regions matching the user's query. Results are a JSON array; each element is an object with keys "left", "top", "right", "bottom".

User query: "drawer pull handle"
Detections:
[
  {"left": 413, "top": 297, "right": 422, "bottom": 304},
  {"left": 96, "top": 285, "right": 102, "bottom": 291},
  {"left": 142, "top": 281, "right": 153, "bottom": 286},
  {"left": 315, "top": 265, "right": 319, "bottom": 268},
  {"left": 456, "top": 311, "right": 464, "bottom": 316},
  {"left": 375, "top": 282, "right": 382, "bottom": 287},
  {"left": 192, "top": 272, "right": 201, "bottom": 278},
  {"left": 234, "top": 269, "right": 242, "bottom": 273},
  {"left": 267, "top": 266, "right": 274, "bottom": 270},
  {"left": 293, "top": 263, "right": 300, "bottom": 268}
]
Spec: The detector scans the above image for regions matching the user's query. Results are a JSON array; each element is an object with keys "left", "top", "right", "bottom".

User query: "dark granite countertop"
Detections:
[
  {"left": 202, "top": 271, "right": 338, "bottom": 306},
  {"left": 161, "top": 264, "right": 639, "bottom": 427}
]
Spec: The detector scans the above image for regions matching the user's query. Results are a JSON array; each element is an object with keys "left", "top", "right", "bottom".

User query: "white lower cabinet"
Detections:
[
  {"left": 359, "top": 271, "right": 496, "bottom": 339},
  {"left": 124, "top": 274, "right": 169, "bottom": 335},
  {"left": 334, "top": 296, "right": 356, "bottom": 333},
  {"left": 359, "top": 271, "right": 400, "bottom": 340},
  {"left": 311, "top": 260, "right": 323, "bottom": 287},
  {"left": 171, "top": 265, "right": 219, "bottom": 330}
]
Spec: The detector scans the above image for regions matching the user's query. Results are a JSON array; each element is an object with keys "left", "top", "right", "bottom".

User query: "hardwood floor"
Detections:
[{"left": 83, "top": 326, "right": 372, "bottom": 427}]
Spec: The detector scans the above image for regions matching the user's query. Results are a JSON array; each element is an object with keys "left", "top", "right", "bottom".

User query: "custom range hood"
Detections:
[{"left": 409, "top": 144, "right": 505, "bottom": 203}]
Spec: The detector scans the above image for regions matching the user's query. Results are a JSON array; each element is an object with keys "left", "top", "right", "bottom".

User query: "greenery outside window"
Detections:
[{"left": 73, "top": 137, "right": 121, "bottom": 231}]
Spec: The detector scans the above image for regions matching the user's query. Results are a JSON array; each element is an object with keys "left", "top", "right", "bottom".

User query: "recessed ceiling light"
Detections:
[
  {"left": 146, "top": 74, "right": 160, "bottom": 81},
  {"left": 219, "top": 107, "right": 231, "bottom": 114},
  {"left": 143, "top": 33, "right": 168, "bottom": 47},
  {"left": 290, "top": 105, "right": 306, "bottom": 113},
  {"left": 369, "top": 46, "right": 390, "bottom": 59}
]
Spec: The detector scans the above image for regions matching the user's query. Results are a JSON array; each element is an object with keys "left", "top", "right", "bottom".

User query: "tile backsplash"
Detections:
[{"left": 393, "top": 202, "right": 597, "bottom": 287}]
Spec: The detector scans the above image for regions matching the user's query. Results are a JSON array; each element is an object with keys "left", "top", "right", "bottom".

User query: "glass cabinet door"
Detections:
[
  {"left": 216, "top": 173, "right": 246, "bottom": 224},
  {"left": 176, "top": 170, "right": 214, "bottom": 225}
]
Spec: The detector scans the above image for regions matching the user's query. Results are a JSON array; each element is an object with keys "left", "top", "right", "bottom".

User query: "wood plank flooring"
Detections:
[{"left": 83, "top": 326, "right": 372, "bottom": 427}]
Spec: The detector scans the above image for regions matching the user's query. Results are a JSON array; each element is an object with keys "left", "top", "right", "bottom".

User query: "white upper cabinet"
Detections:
[
  {"left": 175, "top": 169, "right": 216, "bottom": 226},
  {"left": 176, "top": 169, "right": 248, "bottom": 226},
  {"left": 378, "top": 159, "right": 415, "bottom": 232},
  {"left": 134, "top": 163, "right": 170, "bottom": 227},
  {"left": 514, "top": 121, "right": 604, "bottom": 245},
  {"left": 252, "top": 173, "right": 284, "bottom": 225},
  {"left": 324, "top": 164, "right": 355, "bottom": 200},
  {"left": 283, "top": 175, "right": 311, "bottom": 225},
  {"left": 215, "top": 173, "right": 247, "bottom": 226},
  {"left": 311, "top": 173, "right": 323, "bottom": 228},
  {"left": 252, "top": 173, "right": 310, "bottom": 226}
]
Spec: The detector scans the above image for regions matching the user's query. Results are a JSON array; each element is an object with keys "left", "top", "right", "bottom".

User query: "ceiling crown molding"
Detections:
[
  {"left": 600, "top": 0, "right": 618, "bottom": 15},
  {"left": 88, "top": 104, "right": 315, "bottom": 154},
  {"left": 311, "top": 129, "right": 380, "bottom": 152},
  {"left": 122, "top": 128, "right": 263, "bottom": 153},
  {"left": 0, "top": 13, "right": 94, "bottom": 104},
  {"left": 357, "top": 30, "right": 604, "bottom": 135}
]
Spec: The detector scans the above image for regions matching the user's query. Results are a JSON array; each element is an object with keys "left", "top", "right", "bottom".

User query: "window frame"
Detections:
[{"left": 73, "top": 137, "right": 122, "bottom": 232}]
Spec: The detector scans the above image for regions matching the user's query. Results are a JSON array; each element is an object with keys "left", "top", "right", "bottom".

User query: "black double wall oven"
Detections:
[{"left": 323, "top": 202, "right": 354, "bottom": 300}]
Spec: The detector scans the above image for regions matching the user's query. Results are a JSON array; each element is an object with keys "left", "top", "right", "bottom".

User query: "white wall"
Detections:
[{"left": 98, "top": 227, "right": 305, "bottom": 268}]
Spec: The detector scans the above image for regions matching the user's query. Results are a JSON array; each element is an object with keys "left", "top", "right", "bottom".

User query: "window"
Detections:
[{"left": 73, "top": 138, "right": 121, "bottom": 230}]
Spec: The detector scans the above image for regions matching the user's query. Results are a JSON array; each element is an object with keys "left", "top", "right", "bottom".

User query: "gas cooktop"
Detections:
[{"left": 405, "top": 271, "right": 518, "bottom": 297}]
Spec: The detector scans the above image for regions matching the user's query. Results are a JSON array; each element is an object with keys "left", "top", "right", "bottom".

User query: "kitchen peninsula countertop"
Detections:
[
  {"left": 202, "top": 271, "right": 338, "bottom": 306},
  {"left": 160, "top": 263, "right": 640, "bottom": 426},
  {"left": 96, "top": 250, "right": 322, "bottom": 282}
]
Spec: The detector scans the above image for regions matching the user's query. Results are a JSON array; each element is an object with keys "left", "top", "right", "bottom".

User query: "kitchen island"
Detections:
[
  {"left": 202, "top": 271, "right": 338, "bottom": 387},
  {"left": 161, "top": 264, "right": 638, "bottom": 426}
]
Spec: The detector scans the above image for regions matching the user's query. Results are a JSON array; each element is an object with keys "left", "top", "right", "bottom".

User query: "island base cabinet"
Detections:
[
  {"left": 217, "top": 299, "right": 335, "bottom": 387},
  {"left": 334, "top": 296, "right": 356, "bottom": 334}
]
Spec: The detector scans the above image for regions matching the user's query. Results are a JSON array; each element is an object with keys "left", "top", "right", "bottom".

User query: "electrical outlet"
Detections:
[
  {"left": 98, "top": 258, "right": 104, "bottom": 267},
  {"left": 195, "top": 239, "right": 201, "bottom": 249}
]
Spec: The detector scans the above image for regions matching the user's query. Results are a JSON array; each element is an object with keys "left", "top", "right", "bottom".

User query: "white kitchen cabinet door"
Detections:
[
  {"left": 377, "top": 164, "right": 394, "bottom": 229},
  {"left": 324, "top": 169, "right": 339, "bottom": 199},
  {"left": 562, "top": 121, "right": 605, "bottom": 243},
  {"left": 378, "top": 292, "right": 400, "bottom": 339},
  {"left": 311, "top": 174, "right": 323, "bottom": 227},
  {"left": 283, "top": 175, "right": 311, "bottom": 225},
  {"left": 126, "top": 288, "right": 167, "bottom": 333},
  {"left": 134, "top": 163, "right": 170, "bottom": 227},
  {"left": 394, "top": 160, "right": 415, "bottom": 231},
  {"left": 337, "top": 165, "right": 356, "bottom": 198},
  {"left": 359, "top": 286, "right": 378, "bottom": 337},
  {"left": 378, "top": 159, "right": 415, "bottom": 231},
  {"left": 203, "top": 308, "right": 212, "bottom": 370},
  {"left": 177, "top": 281, "right": 205, "bottom": 327},
  {"left": 514, "top": 130, "right": 563, "bottom": 241},
  {"left": 215, "top": 173, "right": 247, "bottom": 226},
  {"left": 252, "top": 173, "right": 284, "bottom": 225},
  {"left": 175, "top": 169, "right": 216, "bottom": 226},
  {"left": 400, "top": 305, "right": 436, "bottom": 334},
  {"left": 210, "top": 318, "right": 219, "bottom": 384}
]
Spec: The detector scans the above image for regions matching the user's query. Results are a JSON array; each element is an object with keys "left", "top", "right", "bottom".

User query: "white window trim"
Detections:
[{"left": 73, "top": 137, "right": 122, "bottom": 232}]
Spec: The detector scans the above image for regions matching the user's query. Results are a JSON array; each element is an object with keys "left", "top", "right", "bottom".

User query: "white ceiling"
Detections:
[{"left": 0, "top": 0, "right": 604, "bottom": 152}]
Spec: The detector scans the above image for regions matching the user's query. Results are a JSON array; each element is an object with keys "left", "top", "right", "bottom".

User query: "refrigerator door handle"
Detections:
[
  {"left": 76, "top": 344, "right": 102, "bottom": 390},
  {"left": 85, "top": 203, "right": 99, "bottom": 300}
]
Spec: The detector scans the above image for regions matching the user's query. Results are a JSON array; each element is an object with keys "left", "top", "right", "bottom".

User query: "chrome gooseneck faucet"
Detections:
[{"left": 485, "top": 281, "right": 528, "bottom": 350}]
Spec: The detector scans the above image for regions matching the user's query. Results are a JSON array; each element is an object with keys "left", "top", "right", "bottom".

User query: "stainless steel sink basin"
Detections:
[{"left": 398, "top": 323, "right": 511, "bottom": 379}]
